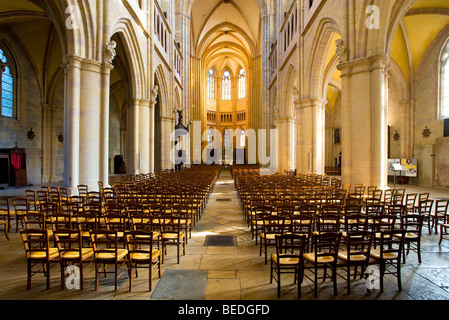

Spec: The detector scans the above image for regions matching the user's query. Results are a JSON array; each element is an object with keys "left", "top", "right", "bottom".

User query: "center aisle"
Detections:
[{"left": 150, "top": 169, "right": 294, "bottom": 300}]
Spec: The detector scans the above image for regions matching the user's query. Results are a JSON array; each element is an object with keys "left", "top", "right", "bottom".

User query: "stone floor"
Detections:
[{"left": 1, "top": 170, "right": 449, "bottom": 301}]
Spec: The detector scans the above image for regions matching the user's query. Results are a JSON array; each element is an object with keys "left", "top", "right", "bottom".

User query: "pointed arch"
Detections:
[
  {"left": 306, "top": 18, "right": 343, "bottom": 99},
  {"left": 154, "top": 64, "right": 169, "bottom": 118},
  {"left": 109, "top": 18, "right": 147, "bottom": 100},
  {"left": 283, "top": 65, "right": 297, "bottom": 119}
]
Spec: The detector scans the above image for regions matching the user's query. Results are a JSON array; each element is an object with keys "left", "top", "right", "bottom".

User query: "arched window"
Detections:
[
  {"left": 207, "top": 68, "right": 215, "bottom": 99},
  {"left": 207, "top": 129, "right": 213, "bottom": 147},
  {"left": 238, "top": 68, "right": 246, "bottom": 99},
  {"left": 223, "top": 129, "right": 231, "bottom": 148},
  {"left": 440, "top": 41, "right": 449, "bottom": 119},
  {"left": 0, "top": 47, "right": 15, "bottom": 118},
  {"left": 222, "top": 70, "right": 231, "bottom": 100}
]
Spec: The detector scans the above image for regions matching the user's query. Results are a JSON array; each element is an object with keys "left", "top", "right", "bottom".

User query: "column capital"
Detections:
[
  {"left": 295, "top": 98, "right": 326, "bottom": 110},
  {"left": 101, "top": 62, "right": 114, "bottom": 74},
  {"left": 62, "top": 55, "right": 83, "bottom": 73},
  {"left": 337, "top": 54, "right": 391, "bottom": 76}
]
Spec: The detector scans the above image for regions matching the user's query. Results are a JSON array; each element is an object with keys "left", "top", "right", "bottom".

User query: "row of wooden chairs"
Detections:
[
  {"left": 270, "top": 227, "right": 408, "bottom": 298},
  {"left": 17, "top": 165, "right": 221, "bottom": 291}
]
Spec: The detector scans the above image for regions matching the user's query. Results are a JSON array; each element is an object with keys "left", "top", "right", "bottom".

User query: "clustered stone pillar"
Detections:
[
  {"left": 64, "top": 55, "right": 82, "bottom": 193},
  {"left": 338, "top": 55, "right": 390, "bottom": 188},
  {"left": 100, "top": 62, "right": 113, "bottom": 186},
  {"left": 276, "top": 116, "right": 295, "bottom": 171},
  {"left": 295, "top": 98, "right": 326, "bottom": 175}
]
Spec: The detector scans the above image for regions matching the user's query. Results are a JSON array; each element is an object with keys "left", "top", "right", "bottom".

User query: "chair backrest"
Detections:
[
  {"left": 344, "top": 204, "right": 362, "bottom": 216},
  {"left": 365, "top": 204, "right": 384, "bottom": 216},
  {"left": 53, "top": 228, "right": 83, "bottom": 260},
  {"left": 75, "top": 210, "right": 99, "bottom": 232},
  {"left": 275, "top": 234, "right": 307, "bottom": 262},
  {"left": 125, "top": 230, "right": 156, "bottom": 260},
  {"left": 300, "top": 204, "right": 318, "bottom": 216},
  {"left": 400, "top": 214, "right": 423, "bottom": 238},
  {"left": 387, "top": 204, "right": 406, "bottom": 217},
  {"left": 372, "top": 214, "right": 397, "bottom": 233},
  {"left": 0, "top": 197, "right": 10, "bottom": 214},
  {"left": 321, "top": 204, "right": 341, "bottom": 215},
  {"left": 417, "top": 199, "right": 434, "bottom": 215},
  {"left": 262, "top": 215, "right": 289, "bottom": 235},
  {"left": 13, "top": 197, "right": 29, "bottom": 213},
  {"left": 23, "top": 210, "right": 47, "bottom": 230},
  {"left": 377, "top": 229, "right": 405, "bottom": 260},
  {"left": 312, "top": 232, "right": 342, "bottom": 261},
  {"left": 20, "top": 229, "right": 52, "bottom": 260},
  {"left": 316, "top": 214, "right": 340, "bottom": 233},
  {"left": 90, "top": 229, "right": 120, "bottom": 261},
  {"left": 50, "top": 211, "right": 73, "bottom": 231},
  {"left": 435, "top": 199, "right": 449, "bottom": 220},
  {"left": 344, "top": 230, "right": 373, "bottom": 263}
]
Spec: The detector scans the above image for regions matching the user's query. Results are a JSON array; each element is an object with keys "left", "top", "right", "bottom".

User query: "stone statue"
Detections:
[
  {"left": 152, "top": 85, "right": 159, "bottom": 100},
  {"left": 335, "top": 39, "right": 346, "bottom": 63},
  {"left": 106, "top": 40, "right": 117, "bottom": 64}
]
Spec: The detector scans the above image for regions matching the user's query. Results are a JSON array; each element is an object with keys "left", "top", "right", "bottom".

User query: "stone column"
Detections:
[
  {"left": 63, "top": 55, "right": 82, "bottom": 193},
  {"left": 276, "top": 116, "right": 296, "bottom": 171},
  {"left": 139, "top": 99, "right": 151, "bottom": 174},
  {"left": 149, "top": 86, "right": 158, "bottom": 173},
  {"left": 41, "top": 103, "right": 52, "bottom": 184},
  {"left": 295, "top": 98, "right": 326, "bottom": 174},
  {"left": 127, "top": 98, "right": 140, "bottom": 174},
  {"left": 160, "top": 116, "right": 175, "bottom": 170},
  {"left": 337, "top": 55, "right": 390, "bottom": 188},
  {"left": 99, "top": 62, "right": 113, "bottom": 185},
  {"left": 79, "top": 59, "right": 102, "bottom": 190}
]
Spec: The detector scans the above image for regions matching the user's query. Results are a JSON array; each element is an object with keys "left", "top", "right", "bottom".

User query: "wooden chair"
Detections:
[
  {"left": 439, "top": 204, "right": 449, "bottom": 245},
  {"left": 404, "top": 193, "right": 417, "bottom": 214},
  {"left": 369, "top": 229, "right": 405, "bottom": 292},
  {"left": 125, "top": 230, "right": 162, "bottom": 291},
  {"left": 371, "top": 214, "right": 398, "bottom": 248},
  {"left": 303, "top": 232, "right": 342, "bottom": 297},
  {"left": 12, "top": 197, "right": 30, "bottom": 232},
  {"left": 416, "top": 199, "right": 434, "bottom": 234},
  {"left": 431, "top": 199, "right": 449, "bottom": 234},
  {"left": 270, "top": 234, "right": 307, "bottom": 298},
  {"left": 54, "top": 228, "right": 93, "bottom": 290},
  {"left": 90, "top": 229, "right": 130, "bottom": 291},
  {"left": 260, "top": 215, "right": 289, "bottom": 264},
  {"left": 397, "top": 214, "right": 424, "bottom": 264},
  {"left": 20, "top": 229, "right": 59, "bottom": 290},
  {"left": 160, "top": 214, "right": 186, "bottom": 264},
  {"left": 337, "top": 230, "right": 373, "bottom": 294},
  {"left": 0, "top": 197, "right": 11, "bottom": 234},
  {"left": 413, "top": 193, "right": 430, "bottom": 213},
  {"left": 290, "top": 213, "right": 314, "bottom": 251}
]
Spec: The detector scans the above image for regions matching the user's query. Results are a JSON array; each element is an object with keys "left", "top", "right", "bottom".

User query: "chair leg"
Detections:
[
  {"left": 27, "top": 261, "right": 32, "bottom": 290},
  {"left": 439, "top": 226, "right": 444, "bottom": 245},
  {"left": 379, "top": 262, "right": 385, "bottom": 293},
  {"left": 397, "top": 260, "right": 402, "bottom": 291}
]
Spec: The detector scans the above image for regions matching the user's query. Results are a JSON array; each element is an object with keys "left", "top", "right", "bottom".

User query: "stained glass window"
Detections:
[
  {"left": 0, "top": 48, "right": 14, "bottom": 118},
  {"left": 238, "top": 68, "right": 245, "bottom": 99},
  {"left": 223, "top": 129, "right": 231, "bottom": 148},
  {"left": 222, "top": 70, "right": 231, "bottom": 100},
  {"left": 441, "top": 42, "right": 449, "bottom": 119},
  {"left": 208, "top": 68, "right": 215, "bottom": 99},
  {"left": 207, "top": 129, "right": 213, "bottom": 147}
]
